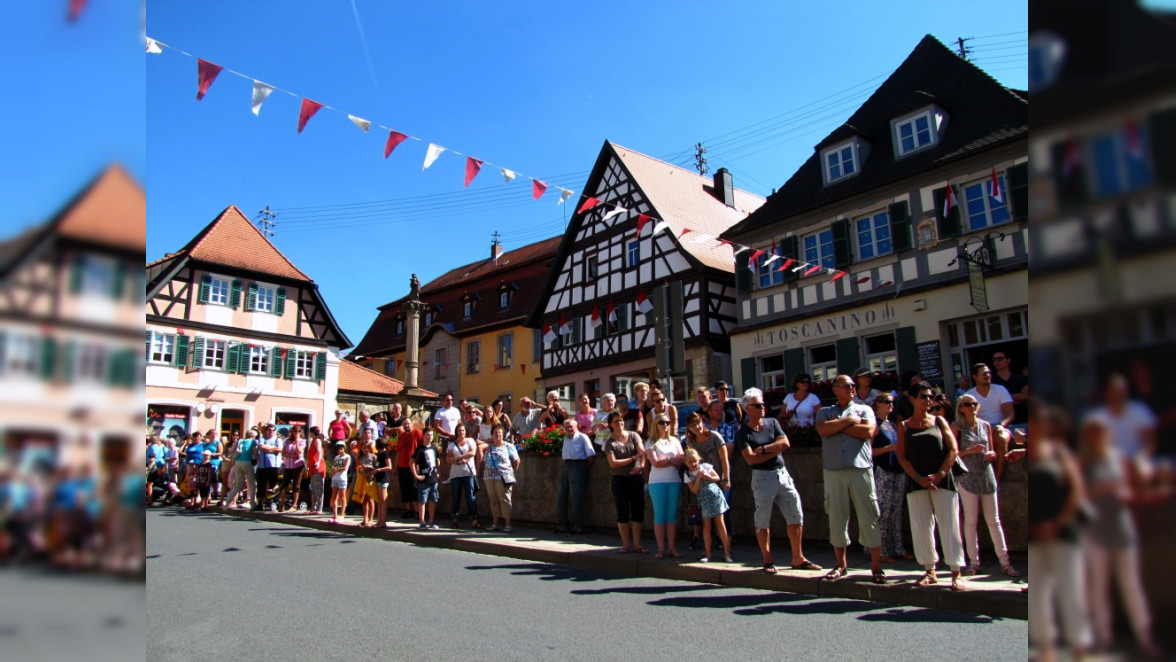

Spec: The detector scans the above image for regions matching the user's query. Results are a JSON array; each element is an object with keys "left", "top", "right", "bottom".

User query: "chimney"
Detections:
[
  {"left": 491, "top": 239, "right": 504, "bottom": 264},
  {"left": 714, "top": 168, "right": 734, "bottom": 208}
]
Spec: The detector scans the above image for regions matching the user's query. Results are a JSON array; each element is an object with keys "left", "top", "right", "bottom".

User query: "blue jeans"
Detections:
[
  {"left": 648, "top": 481, "right": 681, "bottom": 525},
  {"left": 450, "top": 475, "right": 477, "bottom": 519},
  {"left": 557, "top": 460, "right": 588, "bottom": 526}
]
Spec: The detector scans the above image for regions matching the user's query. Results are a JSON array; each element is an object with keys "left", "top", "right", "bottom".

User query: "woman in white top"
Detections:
[
  {"left": 447, "top": 423, "right": 481, "bottom": 529},
  {"left": 645, "top": 414, "right": 685, "bottom": 559},
  {"left": 778, "top": 373, "right": 822, "bottom": 427}
]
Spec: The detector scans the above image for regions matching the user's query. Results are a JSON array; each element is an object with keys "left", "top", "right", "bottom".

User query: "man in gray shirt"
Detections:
[
  {"left": 511, "top": 397, "right": 542, "bottom": 439},
  {"left": 815, "top": 374, "right": 884, "bottom": 583}
]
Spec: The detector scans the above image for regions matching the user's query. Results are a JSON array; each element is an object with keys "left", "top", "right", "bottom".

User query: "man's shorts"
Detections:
[{"left": 417, "top": 483, "right": 439, "bottom": 503}]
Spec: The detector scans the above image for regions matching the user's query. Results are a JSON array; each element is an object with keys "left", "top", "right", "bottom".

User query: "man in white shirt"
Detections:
[
  {"left": 432, "top": 394, "right": 462, "bottom": 444},
  {"left": 356, "top": 410, "right": 379, "bottom": 442},
  {"left": 1090, "top": 372, "right": 1157, "bottom": 460},
  {"left": 511, "top": 397, "right": 542, "bottom": 438},
  {"left": 555, "top": 419, "right": 595, "bottom": 534},
  {"left": 965, "top": 362, "right": 1013, "bottom": 481}
]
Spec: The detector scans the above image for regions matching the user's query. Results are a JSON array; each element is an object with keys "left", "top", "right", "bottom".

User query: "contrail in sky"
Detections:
[{"left": 349, "top": 0, "right": 386, "bottom": 109}]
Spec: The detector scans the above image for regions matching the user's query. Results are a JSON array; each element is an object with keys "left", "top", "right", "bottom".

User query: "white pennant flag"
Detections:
[
  {"left": 791, "top": 263, "right": 808, "bottom": 272},
  {"left": 732, "top": 246, "right": 749, "bottom": 255},
  {"left": 688, "top": 233, "right": 713, "bottom": 244},
  {"left": 651, "top": 221, "right": 670, "bottom": 236},
  {"left": 602, "top": 207, "right": 626, "bottom": 221},
  {"left": 348, "top": 115, "right": 372, "bottom": 133},
  {"left": 423, "top": 144, "right": 446, "bottom": 170},
  {"left": 251, "top": 81, "right": 275, "bottom": 117},
  {"left": 558, "top": 188, "right": 574, "bottom": 204},
  {"left": 763, "top": 255, "right": 780, "bottom": 265},
  {"left": 501, "top": 168, "right": 516, "bottom": 184},
  {"left": 146, "top": 37, "right": 163, "bottom": 54}
]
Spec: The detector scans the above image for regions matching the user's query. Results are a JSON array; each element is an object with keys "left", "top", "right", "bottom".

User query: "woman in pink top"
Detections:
[
  {"left": 273, "top": 426, "right": 306, "bottom": 512},
  {"left": 575, "top": 394, "right": 597, "bottom": 433},
  {"left": 304, "top": 426, "right": 327, "bottom": 514}
]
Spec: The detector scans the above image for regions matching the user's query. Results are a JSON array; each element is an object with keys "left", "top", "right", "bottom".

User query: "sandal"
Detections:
[
  {"left": 471, "top": 520, "right": 484, "bottom": 530},
  {"left": 633, "top": 547, "right": 649, "bottom": 554},
  {"left": 880, "top": 555, "right": 894, "bottom": 563},
  {"left": 763, "top": 563, "right": 778, "bottom": 575},
  {"left": 1002, "top": 565, "right": 1021, "bottom": 578},
  {"left": 824, "top": 566, "right": 848, "bottom": 581},
  {"left": 871, "top": 569, "right": 887, "bottom": 584},
  {"left": 916, "top": 571, "right": 938, "bottom": 587},
  {"left": 963, "top": 565, "right": 978, "bottom": 576},
  {"left": 791, "top": 560, "right": 822, "bottom": 571},
  {"left": 951, "top": 576, "right": 966, "bottom": 592},
  {"left": 617, "top": 548, "right": 630, "bottom": 554}
]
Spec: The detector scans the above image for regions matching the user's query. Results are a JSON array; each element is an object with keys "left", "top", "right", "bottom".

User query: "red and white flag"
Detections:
[
  {"left": 196, "top": 59, "right": 224, "bottom": 101},
  {"left": 989, "top": 168, "right": 1003, "bottom": 203},
  {"left": 635, "top": 214, "right": 651, "bottom": 238},
  {"left": 423, "top": 144, "right": 445, "bottom": 170},
  {"left": 543, "top": 323, "right": 557, "bottom": 343},
  {"left": 297, "top": 98, "right": 323, "bottom": 134},
  {"left": 590, "top": 305, "right": 602, "bottom": 329},
  {"left": 748, "top": 249, "right": 766, "bottom": 268},
  {"left": 251, "top": 81, "right": 275, "bottom": 116},
  {"left": 606, "top": 301, "right": 617, "bottom": 323},
  {"left": 804, "top": 264, "right": 822, "bottom": 277},
  {"left": 558, "top": 315, "right": 570, "bottom": 335},
  {"left": 636, "top": 291, "right": 653, "bottom": 314},
  {"left": 942, "top": 184, "right": 958, "bottom": 217}
]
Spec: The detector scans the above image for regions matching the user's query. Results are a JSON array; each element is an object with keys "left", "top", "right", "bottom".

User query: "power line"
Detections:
[{"left": 968, "top": 30, "right": 1029, "bottom": 41}]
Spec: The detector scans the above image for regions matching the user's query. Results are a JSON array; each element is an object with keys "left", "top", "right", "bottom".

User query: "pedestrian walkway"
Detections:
[{"left": 211, "top": 505, "right": 1027, "bottom": 620}]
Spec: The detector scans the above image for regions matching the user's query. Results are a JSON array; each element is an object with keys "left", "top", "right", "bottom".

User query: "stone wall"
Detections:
[{"left": 387, "top": 446, "right": 1028, "bottom": 551}]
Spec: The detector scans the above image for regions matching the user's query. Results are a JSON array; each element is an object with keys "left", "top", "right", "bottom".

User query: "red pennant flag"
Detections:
[
  {"left": 830, "top": 271, "right": 848, "bottom": 282},
  {"left": 558, "top": 315, "right": 570, "bottom": 335},
  {"left": 68, "top": 0, "right": 86, "bottom": 22},
  {"left": 680, "top": 228, "right": 693, "bottom": 238},
  {"left": 636, "top": 291, "right": 654, "bottom": 314},
  {"left": 577, "top": 197, "right": 600, "bottom": 214},
  {"left": 990, "top": 168, "right": 1003, "bottom": 203},
  {"left": 942, "top": 184, "right": 958, "bottom": 217},
  {"left": 854, "top": 276, "right": 871, "bottom": 284},
  {"left": 775, "top": 258, "right": 795, "bottom": 272},
  {"left": 717, "top": 239, "right": 732, "bottom": 247},
  {"left": 281, "top": 348, "right": 289, "bottom": 359},
  {"left": 542, "top": 323, "right": 557, "bottom": 343},
  {"left": 748, "top": 249, "right": 766, "bottom": 267},
  {"left": 1126, "top": 120, "right": 1143, "bottom": 159},
  {"left": 878, "top": 280, "right": 894, "bottom": 287},
  {"left": 196, "top": 59, "right": 224, "bottom": 101},
  {"left": 606, "top": 301, "right": 617, "bottom": 323},
  {"left": 532, "top": 179, "right": 548, "bottom": 200},
  {"left": 493, "top": 363, "right": 500, "bottom": 372},
  {"left": 635, "top": 214, "right": 651, "bottom": 238},
  {"left": 297, "top": 98, "right": 324, "bottom": 134},
  {"left": 465, "top": 157, "right": 484, "bottom": 188},
  {"left": 176, "top": 328, "right": 186, "bottom": 335},
  {"left": 384, "top": 131, "right": 408, "bottom": 158},
  {"left": 521, "top": 364, "right": 526, "bottom": 374},
  {"left": 803, "top": 264, "right": 822, "bottom": 276},
  {"left": 397, "top": 359, "right": 403, "bottom": 370},
  {"left": 590, "top": 305, "right": 602, "bottom": 329}
]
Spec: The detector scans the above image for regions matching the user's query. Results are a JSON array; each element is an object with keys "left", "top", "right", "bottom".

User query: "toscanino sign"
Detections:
[{"left": 752, "top": 302, "right": 897, "bottom": 348}]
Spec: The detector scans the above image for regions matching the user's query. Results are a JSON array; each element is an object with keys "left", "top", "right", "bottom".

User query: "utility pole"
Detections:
[
  {"left": 956, "top": 37, "right": 972, "bottom": 61},
  {"left": 693, "top": 142, "right": 708, "bottom": 176},
  {"left": 256, "top": 206, "right": 277, "bottom": 238}
]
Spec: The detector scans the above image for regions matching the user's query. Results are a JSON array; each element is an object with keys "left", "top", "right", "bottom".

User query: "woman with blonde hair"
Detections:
[
  {"left": 951, "top": 393, "right": 1018, "bottom": 577},
  {"left": 646, "top": 412, "right": 684, "bottom": 559}
]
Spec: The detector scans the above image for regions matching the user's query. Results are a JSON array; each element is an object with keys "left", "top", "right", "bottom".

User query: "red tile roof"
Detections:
[
  {"left": 338, "top": 359, "right": 437, "bottom": 397},
  {"left": 179, "top": 205, "right": 312, "bottom": 281},
  {"left": 420, "top": 236, "right": 563, "bottom": 295},
  {"left": 45, "top": 164, "right": 146, "bottom": 252}
]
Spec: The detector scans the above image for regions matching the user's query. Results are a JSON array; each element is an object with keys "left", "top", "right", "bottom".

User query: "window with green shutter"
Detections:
[
  {"left": 776, "top": 236, "right": 799, "bottom": 284},
  {"left": 835, "top": 336, "right": 860, "bottom": 375},
  {"left": 40, "top": 337, "right": 57, "bottom": 380},
  {"left": 1006, "top": 163, "right": 1029, "bottom": 223},
  {"left": 889, "top": 201, "right": 912, "bottom": 252},
  {"left": 111, "top": 261, "right": 125, "bottom": 300},
  {"left": 62, "top": 341, "right": 77, "bottom": 382},
  {"left": 735, "top": 250, "right": 752, "bottom": 294},
  {"left": 198, "top": 274, "right": 212, "bottom": 304},
  {"left": 269, "top": 347, "right": 283, "bottom": 377},
  {"left": 285, "top": 347, "right": 297, "bottom": 378},
  {"left": 783, "top": 348, "right": 805, "bottom": 382},
  {"left": 274, "top": 288, "right": 287, "bottom": 315},
  {"left": 831, "top": 218, "right": 853, "bottom": 268},
  {"left": 1150, "top": 107, "right": 1176, "bottom": 185},
  {"left": 225, "top": 342, "right": 241, "bottom": 373},
  {"left": 933, "top": 186, "right": 962, "bottom": 238},
  {"left": 230, "top": 280, "right": 243, "bottom": 309},
  {"left": 245, "top": 282, "right": 258, "bottom": 311},
  {"left": 70, "top": 256, "right": 85, "bottom": 294},
  {"left": 192, "top": 337, "right": 206, "bottom": 370},
  {"left": 175, "top": 335, "right": 191, "bottom": 367},
  {"left": 895, "top": 326, "right": 918, "bottom": 376},
  {"left": 144, "top": 329, "right": 152, "bottom": 360},
  {"left": 740, "top": 357, "right": 756, "bottom": 393},
  {"left": 314, "top": 352, "right": 327, "bottom": 382}
]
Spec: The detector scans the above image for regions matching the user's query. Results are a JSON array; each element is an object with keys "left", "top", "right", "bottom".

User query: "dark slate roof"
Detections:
[
  {"left": 722, "top": 35, "right": 1027, "bottom": 239},
  {"left": 1030, "top": 0, "right": 1176, "bottom": 128}
]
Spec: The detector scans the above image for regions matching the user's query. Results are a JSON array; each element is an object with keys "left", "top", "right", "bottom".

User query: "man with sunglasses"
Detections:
[
  {"left": 815, "top": 375, "right": 884, "bottom": 583},
  {"left": 989, "top": 350, "right": 1028, "bottom": 428},
  {"left": 965, "top": 363, "right": 1013, "bottom": 482}
]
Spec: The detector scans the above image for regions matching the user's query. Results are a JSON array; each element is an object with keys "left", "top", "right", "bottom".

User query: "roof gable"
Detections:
[
  {"left": 179, "top": 205, "right": 312, "bottom": 281},
  {"left": 55, "top": 164, "right": 146, "bottom": 252},
  {"left": 724, "top": 34, "right": 1027, "bottom": 239}
]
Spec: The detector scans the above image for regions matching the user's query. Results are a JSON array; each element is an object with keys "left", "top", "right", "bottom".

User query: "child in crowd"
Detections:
[
  {"left": 412, "top": 438, "right": 440, "bottom": 530},
  {"left": 329, "top": 441, "right": 351, "bottom": 524},
  {"left": 195, "top": 451, "right": 214, "bottom": 511},
  {"left": 682, "top": 448, "right": 732, "bottom": 563}
]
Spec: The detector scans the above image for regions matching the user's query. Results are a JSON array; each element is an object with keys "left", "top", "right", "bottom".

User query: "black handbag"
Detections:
[{"left": 951, "top": 455, "right": 969, "bottom": 476}]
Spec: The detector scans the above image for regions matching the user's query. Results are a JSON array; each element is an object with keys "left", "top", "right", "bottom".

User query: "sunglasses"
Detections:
[
  {"left": 877, "top": 399, "right": 893, "bottom": 404},
  {"left": 657, "top": 420, "right": 669, "bottom": 425},
  {"left": 747, "top": 403, "right": 765, "bottom": 409},
  {"left": 916, "top": 394, "right": 934, "bottom": 400},
  {"left": 654, "top": 398, "right": 665, "bottom": 403},
  {"left": 717, "top": 387, "right": 729, "bottom": 391},
  {"left": 960, "top": 402, "right": 978, "bottom": 408}
]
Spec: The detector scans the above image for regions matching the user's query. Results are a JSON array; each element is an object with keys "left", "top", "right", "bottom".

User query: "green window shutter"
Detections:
[
  {"left": 111, "top": 261, "right": 126, "bottom": 300},
  {"left": 1050, "top": 140, "right": 1087, "bottom": 209},
  {"left": 895, "top": 326, "right": 918, "bottom": 376},
  {"left": 740, "top": 357, "right": 756, "bottom": 393},
  {"left": 145, "top": 330, "right": 153, "bottom": 360},
  {"left": 285, "top": 347, "right": 297, "bottom": 378},
  {"left": 198, "top": 274, "right": 212, "bottom": 304},
  {"left": 237, "top": 344, "right": 251, "bottom": 374},
  {"left": 933, "top": 186, "right": 961, "bottom": 238},
  {"left": 192, "top": 337, "right": 205, "bottom": 370},
  {"left": 245, "top": 282, "right": 258, "bottom": 312},
  {"left": 571, "top": 319, "right": 581, "bottom": 345},
  {"left": 40, "top": 337, "right": 57, "bottom": 380},
  {"left": 229, "top": 280, "right": 243, "bottom": 309},
  {"left": 735, "top": 250, "right": 752, "bottom": 294},
  {"left": 175, "top": 334, "right": 191, "bottom": 367},
  {"left": 888, "top": 201, "right": 912, "bottom": 252},
  {"left": 106, "top": 350, "right": 121, "bottom": 386},
  {"left": 618, "top": 303, "right": 630, "bottom": 332},
  {"left": 835, "top": 336, "right": 860, "bottom": 376},
  {"left": 70, "top": 255, "right": 85, "bottom": 294},
  {"left": 783, "top": 348, "right": 805, "bottom": 382},
  {"left": 269, "top": 347, "right": 283, "bottom": 377},
  {"left": 274, "top": 288, "right": 287, "bottom": 315},
  {"left": 225, "top": 342, "right": 240, "bottom": 373},
  {"left": 1150, "top": 107, "right": 1176, "bottom": 184},
  {"left": 314, "top": 352, "right": 327, "bottom": 382},
  {"left": 62, "top": 341, "right": 76, "bottom": 382},
  {"left": 779, "top": 236, "right": 800, "bottom": 283},
  {"left": 1007, "top": 163, "right": 1029, "bottom": 223},
  {"left": 831, "top": 218, "right": 853, "bottom": 268}
]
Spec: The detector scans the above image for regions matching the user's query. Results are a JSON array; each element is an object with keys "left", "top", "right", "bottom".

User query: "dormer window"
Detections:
[
  {"left": 823, "top": 141, "right": 858, "bottom": 183},
  {"left": 394, "top": 316, "right": 405, "bottom": 336},
  {"left": 424, "top": 312, "right": 434, "bottom": 326},
  {"left": 463, "top": 301, "right": 474, "bottom": 317},
  {"left": 892, "top": 107, "right": 945, "bottom": 157},
  {"left": 496, "top": 281, "right": 518, "bottom": 309},
  {"left": 461, "top": 292, "right": 481, "bottom": 318},
  {"left": 500, "top": 291, "right": 511, "bottom": 308}
]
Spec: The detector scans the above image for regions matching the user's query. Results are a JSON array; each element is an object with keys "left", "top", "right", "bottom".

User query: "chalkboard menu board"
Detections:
[{"left": 917, "top": 340, "right": 943, "bottom": 381}]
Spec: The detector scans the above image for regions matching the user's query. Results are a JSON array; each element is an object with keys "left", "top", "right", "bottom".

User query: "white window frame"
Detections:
[
  {"left": 435, "top": 348, "right": 446, "bottom": 379},
  {"left": 803, "top": 229, "right": 836, "bottom": 269},
  {"left": 463, "top": 301, "right": 473, "bottom": 318},
  {"left": 77, "top": 343, "right": 106, "bottom": 382},
  {"left": 5, "top": 334, "right": 39, "bottom": 376},
  {"left": 247, "top": 345, "right": 269, "bottom": 374},
  {"left": 425, "top": 312, "right": 434, "bottom": 326},
  {"left": 149, "top": 331, "right": 175, "bottom": 365},
  {"left": 585, "top": 254, "right": 599, "bottom": 280},
  {"left": 855, "top": 210, "right": 892, "bottom": 261},
  {"left": 207, "top": 277, "right": 230, "bottom": 306},
  {"left": 822, "top": 141, "right": 857, "bottom": 183},
  {"left": 500, "top": 291, "right": 511, "bottom": 308},
  {"left": 254, "top": 286, "right": 275, "bottom": 313},
  {"left": 395, "top": 318, "right": 405, "bottom": 335},
  {"left": 759, "top": 354, "right": 789, "bottom": 391},
  {"left": 962, "top": 176, "right": 1011, "bottom": 233},
  {"left": 203, "top": 339, "right": 226, "bottom": 370},
  {"left": 80, "top": 255, "right": 114, "bottom": 297},
  {"left": 863, "top": 333, "right": 897, "bottom": 374},
  {"left": 808, "top": 344, "right": 838, "bottom": 382},
  {"left": 756, "top": 245, "right": 785, "bottom": 289},
  {"left": 293, "top": 350, "right": 315, "bottom": 380},
  {"left": 466, "top": 340, "right": 480, "bottom": 374},
  {"left": 627, "top": 241, "right": 640, "bottom": 268},
  {"left": 894, "top": 109, "right": 936, "bottom": 156},
  {"left": 498, "top": 333, "right": 513, "bottom": 368}
]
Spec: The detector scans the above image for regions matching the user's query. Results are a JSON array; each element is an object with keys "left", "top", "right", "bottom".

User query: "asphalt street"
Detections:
[{"left": 147, "top": 508, "right": 1028, "bottom": 661}]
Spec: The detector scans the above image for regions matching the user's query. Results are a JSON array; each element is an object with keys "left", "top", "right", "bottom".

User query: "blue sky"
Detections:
[{"left": 14, "top": 1, "right": 1028, "bottom": 350}]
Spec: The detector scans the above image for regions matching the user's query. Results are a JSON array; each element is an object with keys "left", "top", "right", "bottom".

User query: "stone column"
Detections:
[{"left": 403, "top": 275, "right": 429, "bottom": 397}]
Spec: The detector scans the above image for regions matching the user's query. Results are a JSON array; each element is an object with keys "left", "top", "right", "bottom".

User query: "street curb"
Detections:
[{"left": 213, "top": 507, "right": 1026, "bottom": 620}]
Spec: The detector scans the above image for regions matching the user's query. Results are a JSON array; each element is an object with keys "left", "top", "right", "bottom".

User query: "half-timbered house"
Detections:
[
  {"left": 0, "top": 165, "right": 144, "bottom": 471},
  {"left": 146, "top": 205, "right": 351, "bottom": 439},
  {"left": 525, "top": 142, "right": 764, "bottom": 403}
]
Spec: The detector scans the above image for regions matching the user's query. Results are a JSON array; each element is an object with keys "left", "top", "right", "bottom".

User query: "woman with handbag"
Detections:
[
  {"left": 871, "top": 395, "right": 912, "bottom": 563},
  {"left": 447, "top": 423, "right": 480, "bottom": 529},
  {"left": 952, "top": 394, "right": 1019, "bottom": 578},
  {"left": 481, "top": 424, "right": 520, "bottom": 532},
  {"left": 897, "top": 380, "right": 966, "bottom": 591},
  {"left": 604, "top": 411, "right": 646, "bottom": 554}
]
